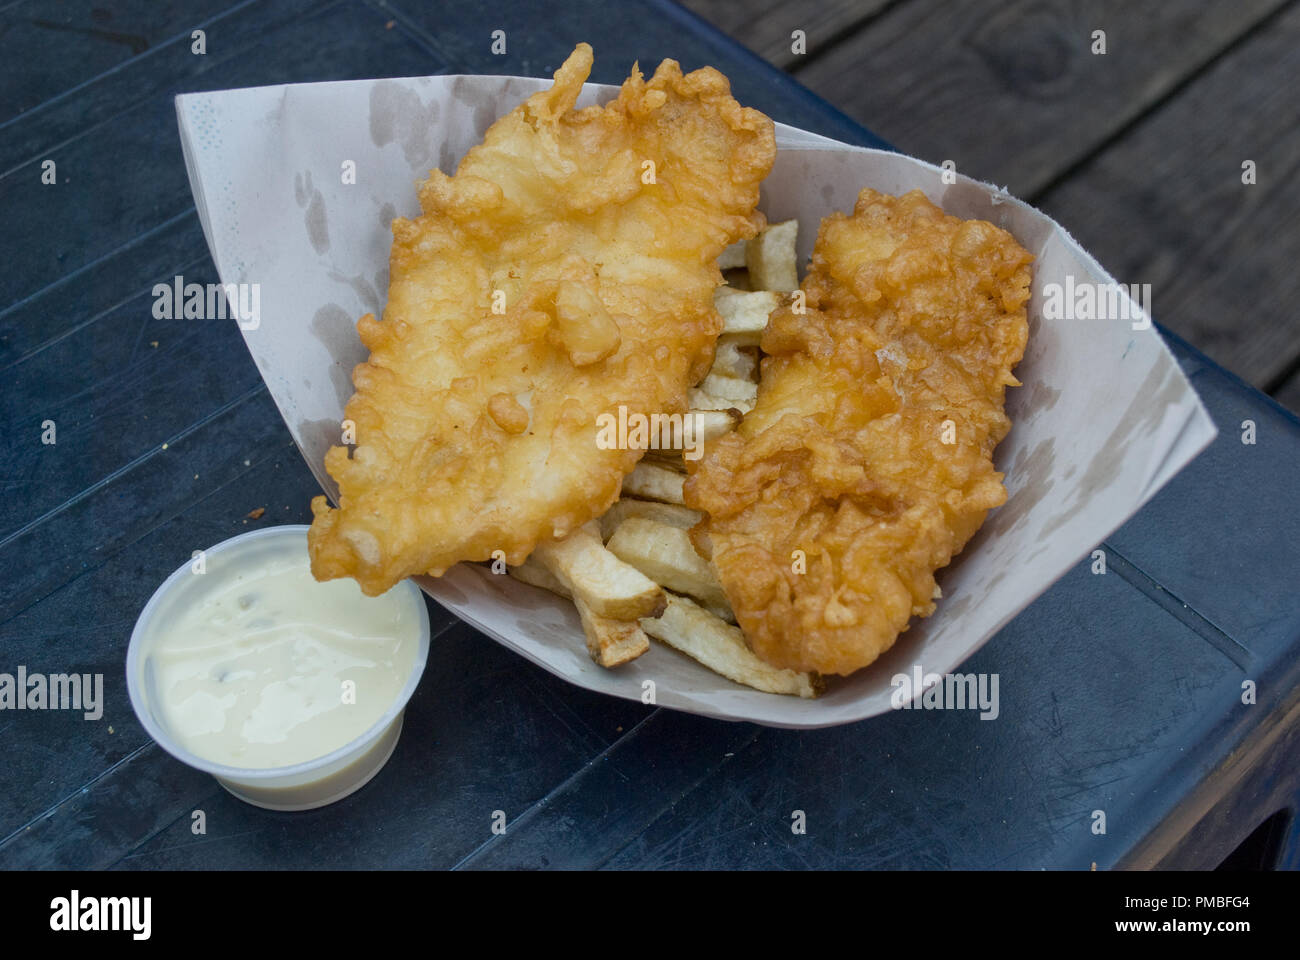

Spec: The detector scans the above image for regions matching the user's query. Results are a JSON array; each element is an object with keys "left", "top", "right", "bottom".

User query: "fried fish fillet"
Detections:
[
  {"left": 684, "top": 190, "right": 1032, "bottom": 675},
  {"left": 309, "top": 43, "right": 775, "bottom": 595}
]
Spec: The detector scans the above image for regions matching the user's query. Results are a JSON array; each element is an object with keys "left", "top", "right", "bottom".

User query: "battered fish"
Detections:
[
  {"left": 309, "top": 44, "right": 775, "bottom": 595},
  {"left": 684, "top": 190, "right": 1032, "bottom": 675}
]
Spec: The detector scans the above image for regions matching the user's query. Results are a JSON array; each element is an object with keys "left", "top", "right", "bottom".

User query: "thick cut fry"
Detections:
[
  {"left": 606, "top": 517, "right": 729, "bottom": 611},
  {"left": 717, "top": 240, "right": 748, "bottom": 270},
  {"left": 531, "top": 522, "right": 666, "bottom": 621},
  {"left": 638, "top": 408, "right": 738, "bottom": 472},
  {"left": 709, "top": 338, "right": 758, "bottom": 382},
  {"left": 692, "top": 408, "right": 742, "bottom": 444},
  {"left": 642, "top": 449, "right": 687, "bottom": 471},
  {"left": 641, "top": 593, "right": 823, "bottom": 698},
  {"left": 598, "top": 499, "right": 703, "bottom": 542},
  {"left": 745, "top": 219, "right": 799, "bottom": 291},
  {"left": 699, "top": 372, "right": 758, "bottom": 406},
  {"left": 634, "top": 409, "right": 739, "bottom": 459},
  {"left": 574, "top": 596, "right": 651, "bottom": 666},
  {"left": 307, "top": 43, "right": 776, "bottom": 595},
  {"left": 714, "top": 287, "right": 785, "bottom": 344},
  {"left": 621, "top": 461, "right": 686, "bottom": 504},
  {"left": 507, "top": 556, "right": 570, "bottom": 595},
  {"left": 689, "top": 388, "right": 750, "bottom": 413},
  {"left": 507, "top": 562, "right": 649, "bottom": 666}
]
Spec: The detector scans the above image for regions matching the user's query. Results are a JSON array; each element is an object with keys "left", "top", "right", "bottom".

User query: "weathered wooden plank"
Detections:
[
  {"left": 788, "top": 0, "right": 1287, "bottom": 196},
  {"left": 678, "top": 0, "right": 892, "bottom": 69},
  {"left": 0, "top": 0, "right": 326, "bottom": 173},
  {"left": 0, "top": 0, "right": 238, "bottom": 124},
  {"left": 1034, "top": 2, "right": 1300, "bottom": 390},
  {"left": 456, "top": 708, "right": 760, "bottom": 869},
  {"left": 0, "top": 0, "right": 445, "bottom": 311},
  {"left": 0, "top": 385, "right": 282, "bottom": 626},
  {"left": 375, "top": 0, "right": 890, "bottom": 145},
  {"left": 0, "top": 210, "right": 204, "bottom": 367},
  {"left": 4, "top": 254, "right": 260, "bottom": 543}
]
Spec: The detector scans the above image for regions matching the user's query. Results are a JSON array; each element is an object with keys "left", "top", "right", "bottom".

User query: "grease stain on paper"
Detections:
[
  {"left": 369, "top": 80, "right": 442, "bottom": 168},
  {"left": 294, "top": 170, "right": 330, "bottom": 254},
  {"left": 310, "top": 303, "right": 358, "bottom": 411}
]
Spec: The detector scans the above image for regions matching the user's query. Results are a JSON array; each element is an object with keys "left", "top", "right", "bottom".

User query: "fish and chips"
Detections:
[{"left": 308, "top": 44, "right": 1033, "bottom": 697}]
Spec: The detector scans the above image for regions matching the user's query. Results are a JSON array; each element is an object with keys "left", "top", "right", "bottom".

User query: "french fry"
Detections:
[
  {"left": 699, "top": 372, "right": 758, "bottom": 407},
  {"left": 508, "top": 556, "right": 569, "bottom": 596},
  {"left": 688, "top": 388, "right": 745, "bottom": 412},
  {"left": 605, "top": 517, "right": 730, "bottom": 612},
  {"left": 511, "top": 546, "right": 653, "bottom": 668},
  {"left": 745, "top": 219, "right": 799, "bottom": 292},
  {"left": 531, "top": 521, "right": 666, "bottom": 621},
  {"left": 709, "top": 338, "right": 758, "bottom": 382},
  {"left": 598, "top": 499, "right": 703, "bottom": 542},
  {"left": 641, "top": 593, "right": 823, "bottom": 698},
  {"left": 621, "top": 461, "right": 685, "bottom": 504},
  {"left": 676, "top": 403, "right": 738, "bottom": 447},
  {"left": 507, "top": 562, "right": 650, "bottom": 667},
  {"left": 716, "top": 240, "right": 747, "bottom": 270},
  {"left": 714, "top": 287, "right": 784, "bottom": 344},
  {"left": 642, "top": 449, "right": 687, "bottom": 471},
  {"left": 573, "top": 596, "right": 650, "bottom": 667},
  {"left": 614, "top": 410, "right": 737, "bottom": 460}
]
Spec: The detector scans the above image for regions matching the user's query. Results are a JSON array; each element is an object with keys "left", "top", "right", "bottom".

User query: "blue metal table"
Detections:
[{"left": 1, "top": 0, "right": 1296, "bottom": 869}]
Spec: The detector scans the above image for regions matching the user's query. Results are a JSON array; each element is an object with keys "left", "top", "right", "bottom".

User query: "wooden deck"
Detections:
[{"left": 683, "top": 0, "right": 1300, "bottom": 413}]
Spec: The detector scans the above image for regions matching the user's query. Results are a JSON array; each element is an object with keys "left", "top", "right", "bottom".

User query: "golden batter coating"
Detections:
[
  {"left": 309, "top": 43, "right": 775, "bottom": 595},
  {"left": 685, "top": 189, "right": 1032, "bottom": 675}
]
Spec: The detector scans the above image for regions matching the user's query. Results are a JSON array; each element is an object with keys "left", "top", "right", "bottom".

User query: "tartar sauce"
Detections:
[{"left": 150, "top": 549, "right": 420, "bottom": 769}]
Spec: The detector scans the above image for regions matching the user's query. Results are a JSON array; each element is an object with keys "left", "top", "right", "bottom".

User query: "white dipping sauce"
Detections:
[{"left": 150, "top": 548, "right": 420, "bottom": 769}]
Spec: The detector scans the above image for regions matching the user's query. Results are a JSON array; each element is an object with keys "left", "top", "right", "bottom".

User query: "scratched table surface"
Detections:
[{"left": 2, "top": 0, "right": 1298, "bottom": 870}]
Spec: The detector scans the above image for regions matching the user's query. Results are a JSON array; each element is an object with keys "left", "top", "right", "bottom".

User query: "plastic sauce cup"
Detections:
[{"left": 126, "top": 525, "right": 430, "bottom": 811}]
